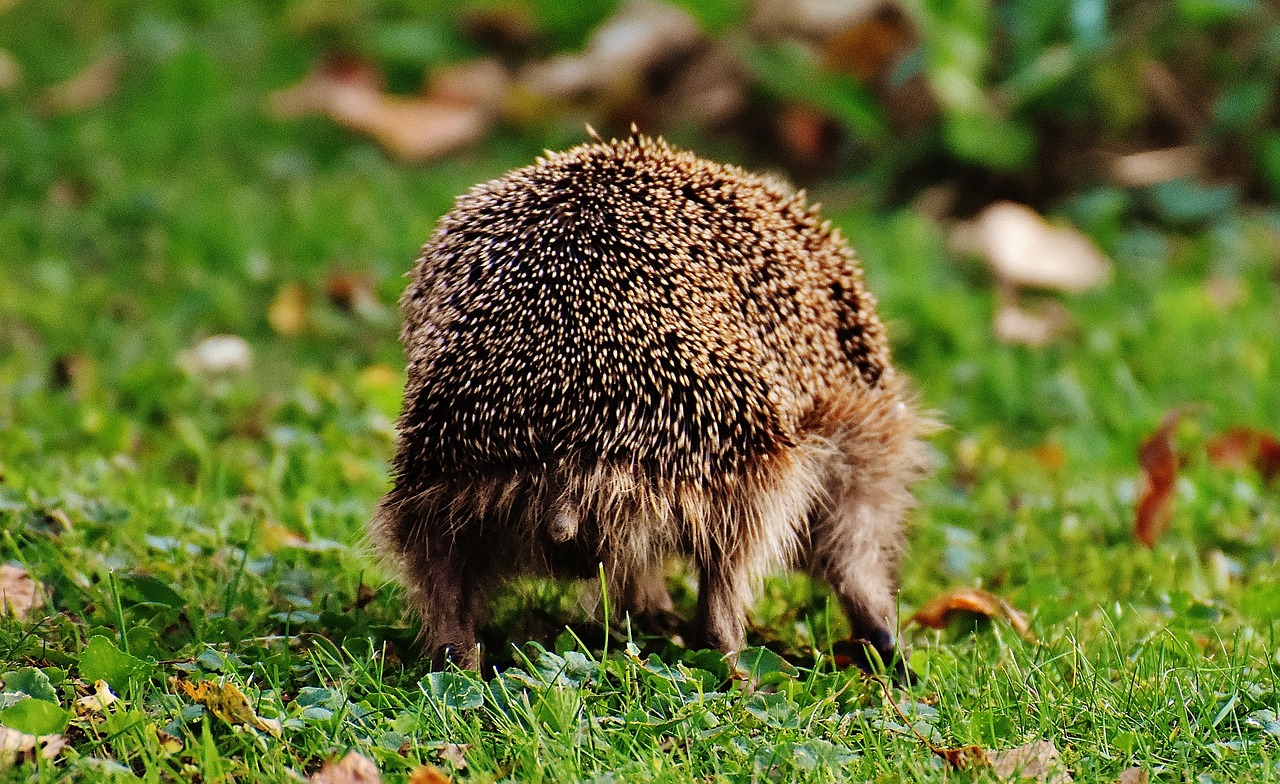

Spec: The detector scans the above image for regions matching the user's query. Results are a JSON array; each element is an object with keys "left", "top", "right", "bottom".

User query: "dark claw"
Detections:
[
  {"left": 841, "top": 633, "right": 918, "bottom": 686},
  {"left": 434, "top": 643, "right": 459, "bottom": 669}
]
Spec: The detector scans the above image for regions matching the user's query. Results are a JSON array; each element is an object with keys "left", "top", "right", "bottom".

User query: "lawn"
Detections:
[{"left": 2, "top": 1, "right": 1279, "bottom": 782}]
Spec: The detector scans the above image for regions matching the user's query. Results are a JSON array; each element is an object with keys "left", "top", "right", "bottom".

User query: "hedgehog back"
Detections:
[{"left": 398, "top": 136, "right": 889, "bottom": 484}]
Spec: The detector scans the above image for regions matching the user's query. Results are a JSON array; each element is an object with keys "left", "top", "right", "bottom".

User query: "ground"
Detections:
[{"left": 1, "top": 2, "right": 1279, "bottom": 782}]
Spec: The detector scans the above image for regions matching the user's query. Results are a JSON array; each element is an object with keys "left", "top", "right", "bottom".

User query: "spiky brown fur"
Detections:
[{"left": 372, "top": 130, "right": 932, "bottom": 671}]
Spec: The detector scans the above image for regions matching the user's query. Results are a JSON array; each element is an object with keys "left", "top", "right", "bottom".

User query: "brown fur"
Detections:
[{"left": 371, "top": 131, "right": 932, "bottom": 671}]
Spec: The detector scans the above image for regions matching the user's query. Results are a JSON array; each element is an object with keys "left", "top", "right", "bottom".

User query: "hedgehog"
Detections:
[{"left": 372, "top": 128, "right": 932, "bottom": 676}]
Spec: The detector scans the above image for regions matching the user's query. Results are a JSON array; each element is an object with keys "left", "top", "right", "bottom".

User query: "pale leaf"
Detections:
[
  {"left": 310, "top": 751, "right": 383, "bottom": 784},
  {"left": 180, "top": 334, "right": 253, "bottom": 375},
  {"left": 0, "top": 725, "right": 65, "bottom": 765},
  {"left": 994, "top": 298, "right": 1072, "bottom": 346},
  {"left": 972, "top": 201, "right": 1111, "bottom": 292},
  {"left": 518, "top": 0, "right": 700, "bottom": 100},
  {"left": 0, "top": 564, "right": 42, "bottom": 620},
  {"left": 41, "top": 51, "right": 123, "bottom": 113},
  {"left": 988, "top": 740, "right": 1072, "bottom": 783},
  {"left": 75, "top": 680, "right": 119, "bottom": 714}
]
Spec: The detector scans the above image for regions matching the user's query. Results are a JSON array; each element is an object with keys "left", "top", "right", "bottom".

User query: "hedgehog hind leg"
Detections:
[
  {"left": 618, "top": 562, "right": 678, "bottom": 630},
  {"left": 805, "top": 389, "right": 930, "bottom": 683},
  {"left": 374, "top": 492, "right": 486, "bottom": 670},
  {"left": 693, "top": 550, "right": 749, "bottom": 656},
  {"left": 414, "top": 532, "right": 485, "bottom": 670},
  {"left": 808, "top": 485, "right": 910, "bottom": 681}
]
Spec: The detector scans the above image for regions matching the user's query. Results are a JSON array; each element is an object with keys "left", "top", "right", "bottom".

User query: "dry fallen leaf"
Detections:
[
  {"left": 1110, "top": 146, "right": 1205, "bottom": 188},
  {"left": 823, "top": 3, "right": 915, "bottom": 83},
  {"left": 0, "top": 563, "right": 43, "bottom": 620},
  {"left": 438, "top": 742, "right": 469, "bottom": 769},
  {"left": 1135, "top": 412, "right": 1181, "bottom": 548},
  {"left": 408, "top": 765, "right": 454, "bottom": 784},
  {"left": 41, "top": 50, "right": 123, "bottom": 114},
  {"left": 260, "top": 520, "right": 310, "bottom": 551},
  {"left": 310, "top": 751, "right": 383, "bottom": 784},
  {"left": 180, "top": 334, "right": 253, "bottom": 375},
  {"left": 0, "top": 726, "right": 65, "bottom": 765},
  {"left": 269, "top": 283, "right": 309, "bottom": 336},
  {"left": 1115, "top": 768, "right": 1148, "bottom": 784},
  {"left": 988, "top": 740, "right": 1073, "bottom": 783},
  {"left": 0, "top": 49, "right": 19, "bottom": 92},
  {"left": 1207, "top": 427, "right": 1280, "bottom": 483},
  {"left": 970, "top": 201, "right": 1112, "bottom": 293},
  {"left": 909, "top": 587, "right": 1034, "bottom": 641},
  {"left": 173, "top": 678, "right": 282, "bottom": 737},
  {"left": 993, "top": 297, "right": 1072, "bottom": 346},
  {"left": 75, "top": 680, "right": 119, "bottom": 714},
  {"left": 269, "top": 56, "right": 505, "bottom": 163},
  {"left": 775, "top": 104, "right": 836, "bottom": 164},
  {"left": 518, "top": 0, "right": 700, "bottom": 101}
]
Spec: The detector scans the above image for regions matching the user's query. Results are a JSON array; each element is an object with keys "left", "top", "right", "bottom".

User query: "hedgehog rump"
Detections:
[{"left": 374, "top": 131, "right": 931, "bottom": 675}]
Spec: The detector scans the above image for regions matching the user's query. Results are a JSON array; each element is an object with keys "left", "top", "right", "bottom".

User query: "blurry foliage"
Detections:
[{"left": 272, "top": 0, "right": 1280, "bottom": 209}]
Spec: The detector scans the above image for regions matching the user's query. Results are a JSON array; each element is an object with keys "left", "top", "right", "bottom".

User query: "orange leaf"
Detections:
[
  {"left": 1207, "top": 427, "right": 1280, "bottom": 483},
  {"left": 1135, "top": 412, "right": 1181, "bottom": 548},
  {"left": 823, "top": 6, "right": 915, "bottom": 83},
  {"left": 909, "top": 587, "right": 1033, "bottom": 641},
  {"left": 407, "top": 765, "right": 453, "bottom": 784}
]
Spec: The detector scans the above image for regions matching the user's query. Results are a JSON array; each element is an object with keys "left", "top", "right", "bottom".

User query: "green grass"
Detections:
[{"left": 2, "top": 2, "right": 1280, "bottom": 782}]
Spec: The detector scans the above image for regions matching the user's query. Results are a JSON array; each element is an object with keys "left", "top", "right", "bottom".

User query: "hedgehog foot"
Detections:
[
  {"left": 692, "top": 558, "right": 747, "bottom": 656},
  {"left": 414, "top": 535, "right": 482, "bottom": 671}
]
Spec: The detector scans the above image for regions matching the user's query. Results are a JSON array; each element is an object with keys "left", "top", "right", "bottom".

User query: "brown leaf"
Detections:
[
  {"left": 407, "top": 765, "right": 453, "bottom": 784},
  {"left": 987, "top": 740, "right": 1073, "bottom": 783},
  {"left": 1031, "top": 442, "right": 1067, "bottom": 470},
  {"left": 909, "top": 587, "right": 1033, "bottom": 641},
  {"left": 173, "top": 678, "right": 282, "bottom": 737},
  {"left": 41, "top": 50, "right": 123, "bottom": 114},
  {"left": 0, "top": 563, "right": 43, "bottom": 620},
  {"left": 1207, "top": 427, "right": 1280, "bottom": 483},
  {"left": 938, "top": 744, "right": 988, "bottom": 769},
  {"left": 1115, "top": 768, "right": 1148, "bottom": 784},
  {"left": 1135, "top": 412, "right": 1181, "bottom": 548},
  {"left": 269, "top": 283, "right": 309, "bottom": 336},
  {"left": 0, "top": 726, "right": 65, "bottom": 765},
  {"left": 775, "top": 104, "right": 837, "bottom": 164},
  {"left": 324, "top": 269, "right": 384, "bottom": 319},
  {"left": 268, "top": 56, "right": 503, "bottom": 162},
  {"left": 310, "top": 751, "right": 383, "bottom": 784},
  {"left": 970, "top": 202, "right": 1111, "bottom": 293},
  {"left": 823, "top": 4, "right": 915, "bottom": 83}
]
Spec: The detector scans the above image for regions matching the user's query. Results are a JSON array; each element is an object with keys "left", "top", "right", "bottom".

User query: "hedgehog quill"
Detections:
[{"left": 372, "top": 129, "right": 933, "bottom": 677}]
